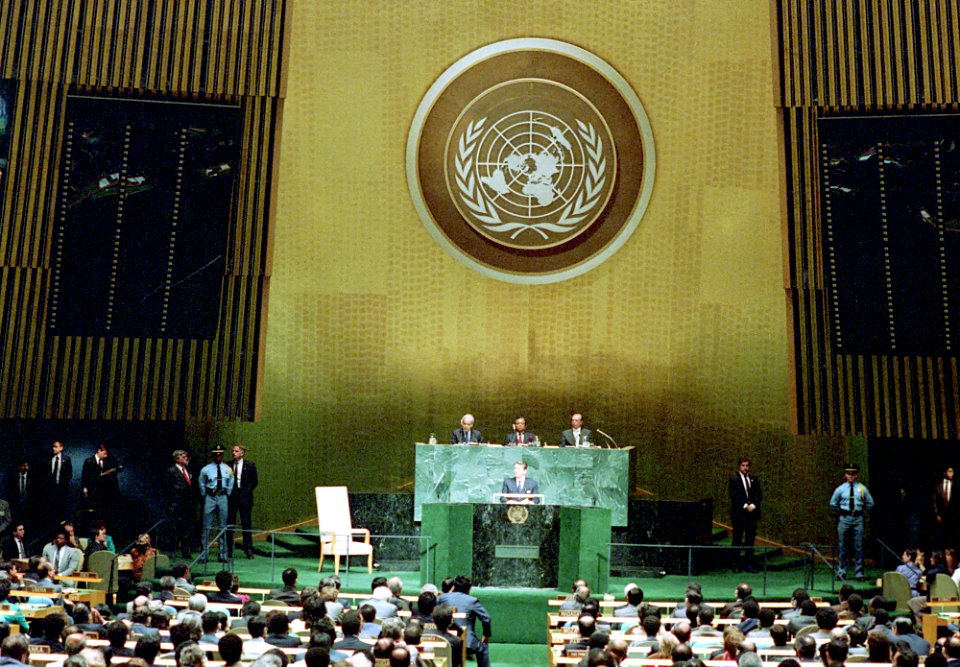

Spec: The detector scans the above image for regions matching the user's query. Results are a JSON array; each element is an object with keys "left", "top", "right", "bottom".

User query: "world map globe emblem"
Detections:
[
  {"left": 476, "top": 111, "right": 584, "bottom": 220},
  {"left": 408, "top": 39, "right": 655, "bottom": 282},
  {"left": 447, "top": 79, "right": 618, "bottom": 250}
]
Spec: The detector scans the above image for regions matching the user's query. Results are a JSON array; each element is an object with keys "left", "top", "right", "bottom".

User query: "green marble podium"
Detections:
[
  {"left": 420, "top": 502, "right": 610, "bottom": 589},
  {"left": 414, "top": 443, "right": 630, "bottom": 526}
]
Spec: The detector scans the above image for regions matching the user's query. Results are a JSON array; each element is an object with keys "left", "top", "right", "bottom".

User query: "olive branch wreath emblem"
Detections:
[{"left": 454, "top": 117, "right": 607, "bottom": 240}]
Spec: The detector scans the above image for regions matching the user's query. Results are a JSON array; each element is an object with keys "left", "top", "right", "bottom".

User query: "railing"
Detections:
[{"left": 192, "top": 526, "right": 433, "bottom": 587}]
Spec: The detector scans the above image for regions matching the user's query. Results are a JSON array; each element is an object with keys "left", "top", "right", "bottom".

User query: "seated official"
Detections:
[
  {"left": 451, "top": 414, "right": 483, "bottom": 445},
  {"left": 0, "top": 579, "right": 27, "bottom": 631},
  {"left": 42, "top": 528, "right": 80, "bottom": 576},
  {"left": 500, "top": 461, "right": 540, "bottom": 504},
  {"left": 559, "top": 412, "right": 593, "bottom": 447},
  {"left": 208, "top": 570, "right": 242, "bottom": 603},
  {"left": 84, "top": 525, "right": 110, "bottom": 558},
  {"left": 504, "top": 416, "right": 537, "bottom": 446},
  {"left": 268, "top": 567, "right": 300, "bottom": 604}
]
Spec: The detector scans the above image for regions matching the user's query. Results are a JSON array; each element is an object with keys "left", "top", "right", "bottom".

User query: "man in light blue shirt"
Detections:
[
  {"left": 198, "top": 448, "right": 234, "bottom": 563},
  {"left": 830, "top": 463, "right": 874, "bottom": 581}
]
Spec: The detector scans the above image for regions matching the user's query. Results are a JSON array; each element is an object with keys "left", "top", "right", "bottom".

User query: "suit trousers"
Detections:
[
  {"left": 201, "top": 494, "right": 229, "bottom": 560},
  {"left": 731, "top": 513, "right": 757, "bottom": 565},
  {"left": 227, "top": 493, "right": 254, "bottom": 556},
  {"left": 836, "top": 515, "right": 865, "bottom": 577}
]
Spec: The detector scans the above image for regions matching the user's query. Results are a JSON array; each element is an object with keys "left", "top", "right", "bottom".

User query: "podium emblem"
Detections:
[
  {"left": 407, "top": 39, "right": 655, "bottom": 284},
  {"left": 506, "top": 505, "right": 529, "bottom": 524}
]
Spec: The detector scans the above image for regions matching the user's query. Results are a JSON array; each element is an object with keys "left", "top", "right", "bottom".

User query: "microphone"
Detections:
[{"left": 596, "top": 429, "right": 619, "bottom": 449}]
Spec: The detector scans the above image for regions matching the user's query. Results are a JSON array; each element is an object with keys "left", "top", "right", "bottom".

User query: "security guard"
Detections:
[
  {"left": 830, "top": 462, "right": 874, "bottom": 581},
  {"left": 198, "top": 447, "right": 234, "bottom": 563}
]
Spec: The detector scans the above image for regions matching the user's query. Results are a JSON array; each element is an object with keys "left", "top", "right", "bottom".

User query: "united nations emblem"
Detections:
[
  {"left": 408, "top": 39, "right": 655, "bottom": 284},
  {"left": 506, "top": 505, "right": 529, "bottom": 524}
]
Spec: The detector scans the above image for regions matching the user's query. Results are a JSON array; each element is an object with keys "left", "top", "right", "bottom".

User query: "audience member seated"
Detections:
[
  {"left": 672, "top": 584, "right": 703, "bottom": 618},
  {"left": 358, "top": 604, "right": 380, "bottom": 639},
  {"left": 269, "top": 568, "right": 300, "bottom": 604},
  {"left": 737, "top": 598, "right": 761, "bottom": 634},
  {"left": 810, "top": 607, "right": 839, "bottom": 643},
  {"left": 387, "top": 577, "right": 410, "bottom": 612},
  {"left": 794, "top": 634, "right": 817, "bottom": 662},
  {"left": 0, "top": 634, "right": 30, "bottom": 667},
  {"left": 788, "top": 599, "right": 819, "bottom": 635},
  {"left": 560, "top": 579, "right": 589, "bottom": 612},
  {"left": 242, "top": 615, "right": 270, "bottom": 661},
  {"left": 84, "top": 525, "right": 110, "bottom": 559},
  {"left": 154, "top": 576, "right": 177, "bottom": 603},
  {"left": 200, "top": 611, "right": 222, "bottom": 644},
  {"left": 173, "top": 562, "right": 196, "bottom": 593},
  {"left": 0, "top": 581, "right": 26, "bottom": 632},
  {"left": 721, "top": 582, "right": 753, "bottom": 619},
  {"left": 29, "top": 613, "right": 67, "bottom": 653},
  {"left": 845, "top": 625, "right": 867, "bottom": 656},
  {"left": 433, "top": 605, "right": 463, "bottom": 667},
  {"left": 207, "top": 570, "right": 242, "bottom": 604},
  {"left": 415, "top": 591, "right": 437, "bottom": 626},
  {"left": 770, "top": 623, "right": 790, "bottom": 648},
  {"left": 362, "top": 577, "right": 398, "bottom": 619},
  {"left": 332, "top": 610, "right": 369, "bottom": 652},
  {"left": 893, "top": 617, "right": 931, "bottom": 655},
  {"left": 230, "top": 600, "right": 261, "bottom": 630},
  {"left": 563, "top": 615, "right": 595, "bottom": 655},
  {"left": 135, "top": 633, "right": 162, "bottom": 665},
  {"left": 869, "top": 608, "right": 895, "bottom": 641},
  {"left": 691, "top": 605, "right": 721, "bottom": 640},
  {"left": 867, "top": 629, "right": 893, "bottom": 663},
  {"left": 614, "top": 584, "right": 643, "bottom": 619},
  {"left": 629, "top": 615, "right": 661, "bottom": 650},
  {"left": 747, "top": 607, "right": 776, "bottom": 638},
  {"left": 264, "top": 609, "right": 301, "bottom": 648},
  {"left": 219, "top": 634, "right": 244, "bottom": 667},
  {"left": 782, "top": 588, "right": 810, "bottom": 621},
  {"left": 318, "top": 585, "right": 342, "bottom": 621},
  {"left": 103, "top": 619, "right": 133, "bottom": 660},
  {"left": 650, "top": 631, "right": 680, "bottom": 660},
  {"left": 42, "top": 529, "right": 80, "bottom": 577}
]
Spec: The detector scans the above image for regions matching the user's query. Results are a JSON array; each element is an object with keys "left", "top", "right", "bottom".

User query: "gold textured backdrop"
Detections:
[{"left": 234, "top": 0, "right": 846, "bottom": 543}]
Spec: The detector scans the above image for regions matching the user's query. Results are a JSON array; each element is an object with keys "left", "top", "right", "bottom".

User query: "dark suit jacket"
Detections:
[
  {"left": 559, "top": 428, "right": 593, "bottom": 447},
  {"left": 230, "top": 459, "right": 258, "bottom": 500},
  {"left": 934, "top": 479, "right": 959, "bottom": 522},
  {"left": 728, "top": 473, "right": 762, "bottom": 521},
  {"left": 501, "top": 477, "right": 539, "bottom": 501},
  {"left": 265, "top": 634, "right": 302, "bottom": 648},
  {"left": 436, "top": 591, "right": 492, "bottom": 652},
  {"left": 81, "top": 455, "right": 120, "bottom": 502},
  {"left": 504, "top": 431, "right": 537, "bottom": 446},
  {"left": 0, "top": 536, "right": 26, "bottom": 559},
  {"left": 332, "top": 635, "right": 371, "bottom": 652},
  {"left": 7, "top": 472, "right": 34, "bottom": 514},
  {"left": 166, "top": 465, "right": 196, "bottom": 511},
  {"left": 451, "top": 429, "right": 483, "bottom": 445},
  {"left": 47, "top": 455, "right": 73, "bottom": 496}
]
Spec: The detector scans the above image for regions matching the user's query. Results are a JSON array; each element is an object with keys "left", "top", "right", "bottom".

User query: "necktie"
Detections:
[
  {"left": 19, "top": 474, "right": 25, "bottom": 497},
  {"left": 55, "top": 547, "right": 61, "bottom": 571},
  {"left": 181, "top": 466, "right": 191, "bottom": 486},
  {"left": 518, "top": 433, "right": 523, "bottom": 444},
  {"left": 99, "top": 457, "right": 103, "bottom": 470},
  {"left": 216, "top": 465, "right": 222, "bottom": 493},
  {"left": 743, "top": 474, "right": 750, "bottom": 496},
  {"left": 54, "top": 456, "right": 60, "bottom": 484},
  {"left": 236, "top": 462, "right": 242, "bottom": 489},
  {"left": 575, "top": 431, "right": 580, "bottom": 446},
  {"left": 849, "top": 482, "right": 855, "bottom": 512},
  {"left": 17, "top": 539, "right": 23, "bottom": 558},
  {"left": 946, "top": 480, "right": 952, "bottom": 504}
]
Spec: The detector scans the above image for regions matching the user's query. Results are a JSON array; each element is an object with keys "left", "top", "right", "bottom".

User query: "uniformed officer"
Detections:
[
  {"left": 198, "top": 447, "right": 234, "bottom": 563},
  {"left": 830, "top": 462, "right": 874, "bottom": 581}
]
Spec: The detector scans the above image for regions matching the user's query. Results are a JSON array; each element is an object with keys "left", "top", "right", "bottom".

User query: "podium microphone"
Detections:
[{"left": 596, "top": 429, "right": 619, "bottom": 449}]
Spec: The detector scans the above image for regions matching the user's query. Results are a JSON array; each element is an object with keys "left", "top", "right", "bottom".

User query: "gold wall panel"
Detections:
[
  {"left": 223, "top": 0, "right": 846, "bottom": 542},
  {"left": 0, "top": 0, "right": 288, "bottom": 419},
  {"left": 777, "top": 0, "right": 960, "bottom": 437}
]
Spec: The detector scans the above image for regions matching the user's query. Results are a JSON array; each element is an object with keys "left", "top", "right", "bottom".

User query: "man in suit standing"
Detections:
[
  {"left": 81, "top": 443, "right": 120, "bottom": 523},
  {"left": 47, "top": 440, "right": 72, "bottom": 527},
  {"left": 934, "top": 465, "right": 958, "bottom": 549},
  {"left": 729, "top": 455, "right": 762, "bottom": 572},
  {"left": 500, "top": 461, "right": 540, "bottom": 505},
  {"left": 504, "top": 416, "right": 537, "bottom": 446},
  {"left": 559, "top": 413, "right": 593, "bottom": 447},
  {"left": 437, "top": 575, "right": 492, "bottom": 667},
  {"left": 228, "top": 444, "right": 258, "bottom": 560},
  {"left": 166, "top": 450, "right": 197, "bottom": 559},
  {"left": 8, "top": 460, "right": 35, "bottom": 531},
  {"left": 451, "top": 414, "right": 483, "bottom": 445}
]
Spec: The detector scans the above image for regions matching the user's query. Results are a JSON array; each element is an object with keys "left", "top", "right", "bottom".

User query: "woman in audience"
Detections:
[
  {"left": 129, "top": 533, "right": 156, "bottom": 581},
  {"left": 649, "top": 630, "right": 679, "bottom": 659},
  {"left": 867, "top": 629, "right": 893, "bottom": 663}
]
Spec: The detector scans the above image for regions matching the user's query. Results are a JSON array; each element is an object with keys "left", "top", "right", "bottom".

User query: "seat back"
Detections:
[
  {"left": 931, "top": 573, "right": 960, "bottom": 613},
  {"left": 315, "top": 486, "right": 354, "bottom": 542},
  {"left": 140, "top": 553, "right": 157, "bottom": 582},
  {"left": 87, "top": 550, "right": 119, "bottom": 595},
  {"left": 261, "top": 599, "right": 289, "bottom": 608},
  {"left": 882, "top": 571, "right": 912, "bottom": 611},
  {"left": 154, "top": 553, "right": 171, "bottom": 571}
]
